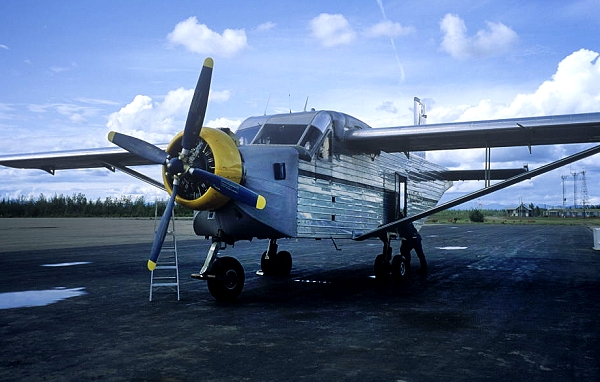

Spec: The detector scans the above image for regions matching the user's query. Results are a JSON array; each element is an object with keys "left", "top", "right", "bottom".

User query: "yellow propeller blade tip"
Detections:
[
  {"left": 256, "top": 195, "right": 267, "bottom": 210},
  {"left": 147, "top": 260, "right": 156, "bottom": 271},
  {"left": 107, "top": 131, "right": 116, "bottom": 142},
  {"left": 204, "top": 57, "right": 214, "bottom": 68}
]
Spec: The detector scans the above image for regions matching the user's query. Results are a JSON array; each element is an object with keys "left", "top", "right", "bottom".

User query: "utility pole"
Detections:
[
  {"left": 561, "top": 175, "right": 569, "bottom": 216},
  {"left": 581, "top": 170, "right": 588, "bottom": 217},
  {"left": 571, "top": 171, "right": 578, "bottom": 208}
]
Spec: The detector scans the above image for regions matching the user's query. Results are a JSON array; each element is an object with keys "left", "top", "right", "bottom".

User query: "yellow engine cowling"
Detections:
[{"left": 162, "top": 127, "right": 242, "bottom": 210}]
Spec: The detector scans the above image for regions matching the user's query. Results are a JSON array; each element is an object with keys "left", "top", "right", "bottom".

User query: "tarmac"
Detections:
[{"left": 0, "top": 218, "right": 599, "bottom": 381}]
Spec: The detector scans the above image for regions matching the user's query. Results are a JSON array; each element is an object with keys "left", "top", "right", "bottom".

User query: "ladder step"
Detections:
[
  {"left": 155, "top": 265, "right": 178, "bottom": 270},
  {"left": 150, "top": 204, "right": 180, "bottom": 301}
]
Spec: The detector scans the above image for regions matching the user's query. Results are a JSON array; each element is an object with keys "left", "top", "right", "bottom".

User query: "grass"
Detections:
[{"left": 427, "top": 210, "right": 600, "bottom": 227}]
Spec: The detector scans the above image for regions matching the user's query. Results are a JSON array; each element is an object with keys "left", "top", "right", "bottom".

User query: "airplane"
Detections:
[{"left": 2, "top": 57, "right": 600, "bottom": 301}]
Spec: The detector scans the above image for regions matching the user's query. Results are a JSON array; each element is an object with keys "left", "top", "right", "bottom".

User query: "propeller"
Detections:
[
  {"left": 148, "top": 181, "right": 179, "bottom": 271},
  {"left": 181, "top": 58, "right": 213, "bottom": 155},
  {"left": 106, "top": 57, "right": 266, "bottom": 271},
  {"left": 189, "top": 168, "right": 266, "bottom": 209},
  {"left": 108, "top": 131, "right": 168, "bottom": 165}
]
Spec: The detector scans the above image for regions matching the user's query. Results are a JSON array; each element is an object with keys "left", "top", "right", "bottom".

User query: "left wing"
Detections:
[{"left": 343, "top": 112, "right": 600, "bottom": 153}]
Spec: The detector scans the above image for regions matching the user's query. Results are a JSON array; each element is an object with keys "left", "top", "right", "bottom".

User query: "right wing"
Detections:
[
  {"left": 0, "top": 146, "right": 162, "bottom": 174},
  {"left": 0, "top": 145, "right": 167, "bottom": 190}
]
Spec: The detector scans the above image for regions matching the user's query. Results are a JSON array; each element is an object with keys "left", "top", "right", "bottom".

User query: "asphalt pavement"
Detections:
[{"left": 0, "top": 219, "right": 598, "bottom": 381}]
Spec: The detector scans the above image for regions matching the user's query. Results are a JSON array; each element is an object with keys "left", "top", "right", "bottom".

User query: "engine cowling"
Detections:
[{"left": 162, "top": 127, "right": 242, "bottom": 210}]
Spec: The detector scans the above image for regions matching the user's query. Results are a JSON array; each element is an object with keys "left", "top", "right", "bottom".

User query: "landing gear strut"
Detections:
[
  {"left": 260, "top": 239, "right": 292, "bottom": 276},
  {"left": 192, "top": 240, "right": 245, "bottom": 302},
  {"left": 374, "top": 233, "right": 408, "bottom": 283}
]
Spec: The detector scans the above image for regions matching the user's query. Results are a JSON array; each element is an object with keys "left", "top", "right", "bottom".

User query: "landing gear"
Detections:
[
  {"left": 206, "top": 256, "right": 245, "bottom": 302},
  {"left": 374, "top": 254, "right": 391, "bottom": 282},
  {"left": 260, "top": 239, "right": 292, "bottom": 276},
  {"left": 192, "top": 240, "right": 245, "bottom": 302},
  {"left": 391, "top": 255, "right": 408, "bottom": 283},
  {"left": 374, "top": 233, "right": 408, "bottom": 283}
]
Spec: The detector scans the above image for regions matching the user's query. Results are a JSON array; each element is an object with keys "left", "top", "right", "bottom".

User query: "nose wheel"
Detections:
[{"left": 206, "top": 256, "right": 245, "bottom": 302}]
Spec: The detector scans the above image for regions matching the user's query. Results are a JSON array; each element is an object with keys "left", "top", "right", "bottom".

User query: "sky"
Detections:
[{"left": 1, "top": 0, "right": 599, "bottom": 209}]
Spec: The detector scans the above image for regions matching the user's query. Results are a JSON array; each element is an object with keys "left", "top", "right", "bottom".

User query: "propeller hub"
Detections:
[{"left": 166, "top": 157, "right": 185, "bottom": 176}]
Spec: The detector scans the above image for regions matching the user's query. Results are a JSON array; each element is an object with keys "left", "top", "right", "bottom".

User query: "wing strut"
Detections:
[{"left": 353, "top": 144, "right": 600, "bottom": 241}]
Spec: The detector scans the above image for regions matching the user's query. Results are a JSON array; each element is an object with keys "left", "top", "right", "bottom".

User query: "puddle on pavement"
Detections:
[
  {"left": 0, "top": 287, "right": 87, "bottom": 309},
  {"left": 41, "top": 262, "right": 92, "bottom": 267}
]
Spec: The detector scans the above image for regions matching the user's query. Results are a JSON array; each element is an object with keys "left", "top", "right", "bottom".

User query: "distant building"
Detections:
[{"left": 506, "top": 203, "right": 532, "bottom": 217}]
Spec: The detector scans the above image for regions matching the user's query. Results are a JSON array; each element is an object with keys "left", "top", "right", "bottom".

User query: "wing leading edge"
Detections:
[{"left": 343, "top": 112, "right": 600, "bottom": 153}]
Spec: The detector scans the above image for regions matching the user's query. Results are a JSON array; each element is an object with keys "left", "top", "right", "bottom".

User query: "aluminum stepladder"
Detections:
[{"left": 149, "top": 202, "right": 180, "bottom": 301}]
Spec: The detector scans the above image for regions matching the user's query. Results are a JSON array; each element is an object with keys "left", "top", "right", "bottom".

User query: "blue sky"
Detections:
[{"left": 1, "top": 0, "right": 599, "bottom": 208}]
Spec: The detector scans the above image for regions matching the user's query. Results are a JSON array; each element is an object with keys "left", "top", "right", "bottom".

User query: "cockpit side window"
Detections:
[
  {"left": 253, "top": 123, "right": 307, "bottom": 145},
  {"left": 237, "top": 125, "right": 261, "bottom": 146},
  {"left": 299, "top": 125, "right": 322, "bottom": 151}
]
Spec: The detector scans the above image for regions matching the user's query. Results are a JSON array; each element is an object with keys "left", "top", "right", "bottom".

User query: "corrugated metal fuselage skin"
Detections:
[{"left": 193, "top": 139, "right": 452, "bottom": 242}]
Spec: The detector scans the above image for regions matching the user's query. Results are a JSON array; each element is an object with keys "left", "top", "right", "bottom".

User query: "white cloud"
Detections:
[
  {"left": 427, "top": 49, "right": 600, "bottom": 206},
  {"left": 430, "top": 49, "right": 600, "bottom": 122},
  {"left": 106, "top": 88, "right": 192, "bottom": 143},
  {"left": 210, "top": 89, "right": 231, "bottom": 103},
  {"left": 207, "top": 117, "right": 242, "bottom": 131},
  {"left": 0, "top": 44, "right": 9, "bottom": 51},
  {"left": 167, "top": 17, "right": 247, "bottom": 57},
  {"left": 439, "top": 13, "right": 518, "bottom": 60},
  {"left": 309, "top": 13, "right": 356, "bottom": 47},
  {"left": 365, "top": 20, "right": 414, "bottom": 38},
  {"left": 105, "top": 85, "right": 237, "bottom": 144},
  {"left": 257, "top": 22, "right": 276, "bottom": 32},
  {"left": 26, "top": 102, "right": 100, "bottom": 125}
]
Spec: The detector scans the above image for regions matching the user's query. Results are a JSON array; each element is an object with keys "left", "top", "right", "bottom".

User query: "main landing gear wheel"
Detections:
[
  {"left": 261, "top": 250, "right": 293, "bottom": 276},
  {"left": 391, "top": 255, "right": 408, "bottom": 283},
  {"left": 206, "top": 256, "right": 245, "bottom": 302},
  {"left": 374, "top": 254, "right": 390, "bottom": 283}
]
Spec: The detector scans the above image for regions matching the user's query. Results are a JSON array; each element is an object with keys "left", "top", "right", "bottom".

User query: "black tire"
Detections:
[
  {"left": 261, "top": 250, "right": 292, "bottom": 276},
  {"left": 275, "top": 250, "right": 292, "bottom": 276},
  {"left": 374, "top": 254, "right": 390, "bottom": 283},
  {"left": 207, "top": 256, "right": 245, "bottom": 302},
  {"left": 391, "top": 255, "right": 408, "bottom": 283},
  {"left": 260, "top": 251, "right": 274, "bottom": 275}
]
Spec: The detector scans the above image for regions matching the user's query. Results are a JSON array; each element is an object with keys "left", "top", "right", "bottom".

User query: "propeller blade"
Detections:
[
  {"left": 108, "top": 131, "right": 168, "bottom": 165},
  {"left": 148, "top": 182, "right": 179, "bottom": 271},
  {"left": 189, "top": 168, "right": 266, "bottom": 210},
  {"left": 181, "top": 57, "right": 214, "bottom": 153}
]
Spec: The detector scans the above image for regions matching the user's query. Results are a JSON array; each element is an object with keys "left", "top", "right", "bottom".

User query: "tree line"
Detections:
[{"left": 0, "top": 193, "right": 190, "bottom": 218}]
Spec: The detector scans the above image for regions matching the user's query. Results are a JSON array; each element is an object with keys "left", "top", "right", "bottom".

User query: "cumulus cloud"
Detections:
[
  {"left": 365, "top": 20, "right": 414, "bottom": 38},
  {"left": 439, "top": 13, "right": 518, "bottom": 59},
  {"left": 433, "top": 49, "right": 600, "bottom": 122},
  {"left": 309, "top": 13, "right": 356, "bottom": 47},
  {"left": 167, "top": 17, "right": 247, "bottom": 57},
  {"left": 426, "top": 49, "right": 600, "bottom": 205},
  {"left": 106, "top": 86, "right": 234, "bottom": 143}
]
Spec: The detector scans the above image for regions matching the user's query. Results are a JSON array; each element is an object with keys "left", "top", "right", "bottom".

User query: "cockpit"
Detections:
[{"left": 235, "top": 111, "right": 333, "bottom": 159}]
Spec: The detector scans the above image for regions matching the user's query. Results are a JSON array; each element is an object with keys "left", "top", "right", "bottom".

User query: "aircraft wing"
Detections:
[
  {"left": 0, "top": 146, "right": 166, "bottom": 189},
  {"left": 344, "top": 112, "right": 600, "bottom": 153},
  {"left": 0, "top": 146, "right": 164, "bottom": 173}
]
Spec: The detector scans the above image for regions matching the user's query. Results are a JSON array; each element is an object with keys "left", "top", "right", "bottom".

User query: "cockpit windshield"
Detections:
[{"left": 235, "top": 111, "right": 332, "bottom": 157}]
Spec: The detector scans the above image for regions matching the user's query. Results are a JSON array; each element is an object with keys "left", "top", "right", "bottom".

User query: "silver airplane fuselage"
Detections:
[{"left": 193, "top": 110, "right": 452, "bottom": 242}]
